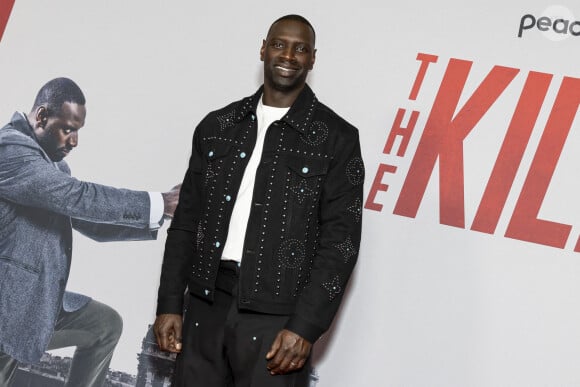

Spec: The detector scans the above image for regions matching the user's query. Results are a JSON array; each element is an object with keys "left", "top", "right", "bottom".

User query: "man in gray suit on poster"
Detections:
[{"left": 0, "top": 77, "right": 180, "bottom": 387}]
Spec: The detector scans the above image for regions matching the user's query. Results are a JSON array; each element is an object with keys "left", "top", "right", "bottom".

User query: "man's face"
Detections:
[
  {"left": 35, "top": 102, "right": 86, "bottom": 162},
  {"left": 260, "top": 19, "right": 316, "bottom": 93}
]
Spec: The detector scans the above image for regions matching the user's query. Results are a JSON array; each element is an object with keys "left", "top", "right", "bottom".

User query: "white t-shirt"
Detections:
[{"left": 221, "top": 97, "right": 289, "bottom": 262}]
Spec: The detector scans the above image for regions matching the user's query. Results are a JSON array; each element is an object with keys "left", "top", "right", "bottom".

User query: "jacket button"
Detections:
[
  {"left": 225, "top": 195, "right": 232, "bottom": 202},
  {"left": 302, "top": 167, "right": 309, "bottom": 174},
  {"left": 208, "top": 151, "right": 214, "bottom": 157},
  {"left": 240, "top": 152, "right": 247, "bottom": 158}
]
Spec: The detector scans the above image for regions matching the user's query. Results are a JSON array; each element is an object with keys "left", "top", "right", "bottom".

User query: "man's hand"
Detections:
[
  {"left": 154, "top": 313, "right": 183, "bottom": 353},
  {"left": 161, "top": 184, "right": 181, "bottom": 218},
  {"left": 266, "top": 329, "right": 312, "bottom": 375}
]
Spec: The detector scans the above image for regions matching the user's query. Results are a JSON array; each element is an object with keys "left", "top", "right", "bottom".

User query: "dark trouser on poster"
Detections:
[{"left": 0, "top": 299, "right": 122, "bottom": 387}]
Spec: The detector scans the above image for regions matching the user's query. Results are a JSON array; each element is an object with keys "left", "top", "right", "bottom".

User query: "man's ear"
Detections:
[
  {"left": 35, "top": 106, "right": 48, "bottom": 129},
  {"left": 309, "top": 48, "right": 317, "bottom": 70},
  {"left": 260, "top": 39, "right": 266, "bottom": 61}
]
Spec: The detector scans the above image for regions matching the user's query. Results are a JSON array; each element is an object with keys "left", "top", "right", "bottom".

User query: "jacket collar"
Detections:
[
  {"left": 8, "top": 112, "right": 37, "bottom": 140},
  {"left": 6, "top": 112, "right": 56, "bottom": 164},
  {"left": 233, "top": 84, "right": 318, "bottom": 134}
]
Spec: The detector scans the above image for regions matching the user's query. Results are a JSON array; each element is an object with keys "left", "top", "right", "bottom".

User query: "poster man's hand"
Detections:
[{"left": 162, "top": 184, "right": 181, "bottom": 218}]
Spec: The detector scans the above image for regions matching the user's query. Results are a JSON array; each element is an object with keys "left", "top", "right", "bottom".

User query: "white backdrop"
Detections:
[{"left": 1, "top": 1, "right": 579, "bottom": 386}]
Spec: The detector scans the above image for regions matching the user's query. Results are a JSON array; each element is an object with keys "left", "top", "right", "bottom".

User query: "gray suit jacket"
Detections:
[{"left": 0, "top": 112, "right": 156, "bottom": 363}]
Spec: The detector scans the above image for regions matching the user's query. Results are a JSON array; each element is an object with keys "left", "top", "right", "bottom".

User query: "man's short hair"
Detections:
[
  {"left": 32, "top": 77, "right": 86, "bottom": 117},
  {"left": 267, "top": 14, "right": 316, "bottom": 45}
]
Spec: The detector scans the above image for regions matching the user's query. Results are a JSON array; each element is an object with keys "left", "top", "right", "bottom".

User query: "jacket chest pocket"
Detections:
[
  {"left": 203, "top": 142, "right": 234, "bottom": 187},
  {"left": 283, "top": 155, "right": 329, "bottom": 208}
]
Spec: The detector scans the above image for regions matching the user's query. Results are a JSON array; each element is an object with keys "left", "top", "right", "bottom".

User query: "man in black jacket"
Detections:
[{"left": 154, "top": 14, "right": 364, "bottom": 386}]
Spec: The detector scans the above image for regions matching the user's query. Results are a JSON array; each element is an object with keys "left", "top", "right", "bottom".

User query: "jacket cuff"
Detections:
[
  {"left": 284, "top": 315, "right": 325, "bottom": 344},
  {"left": 156, "top": 295, "right": 184, "bottom": 316}
]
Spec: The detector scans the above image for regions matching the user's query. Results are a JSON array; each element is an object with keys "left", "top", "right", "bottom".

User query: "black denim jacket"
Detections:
[{"left": 157, "top": 84, "right": 364, "bottom": 342}]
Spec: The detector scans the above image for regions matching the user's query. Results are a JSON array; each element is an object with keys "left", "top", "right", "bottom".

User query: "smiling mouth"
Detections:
[{"left": 275, "top": 65, "right": 298, "bottom": 74}]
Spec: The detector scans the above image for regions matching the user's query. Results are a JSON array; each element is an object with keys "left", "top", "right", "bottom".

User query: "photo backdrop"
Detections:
[{"left": 1, "top": 1, "right": 579, "bottom": 386}]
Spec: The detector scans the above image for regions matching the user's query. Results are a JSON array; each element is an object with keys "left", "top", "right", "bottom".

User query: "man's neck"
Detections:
[{"left": 261, "top": 84, "right": 304, "bottom": 108}]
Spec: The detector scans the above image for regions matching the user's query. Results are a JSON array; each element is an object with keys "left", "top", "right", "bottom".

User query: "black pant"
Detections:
[{"left": 173, "top": 261, "right": 311, "bottom": 387}]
